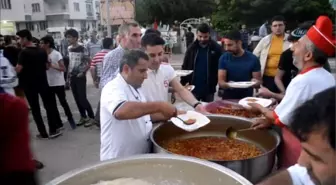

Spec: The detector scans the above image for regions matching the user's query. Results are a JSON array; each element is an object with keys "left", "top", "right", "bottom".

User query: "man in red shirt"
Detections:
[
  {"left": 89, "top": 38, "right": 113, "bottom": 127},
  {"left": 0, "top": 87, "right": 38, "bottom": 185}
]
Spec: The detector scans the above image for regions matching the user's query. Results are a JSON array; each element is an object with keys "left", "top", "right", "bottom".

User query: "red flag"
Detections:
[{"left": 153, "top": 19, "right": 158, "bottom": 30}]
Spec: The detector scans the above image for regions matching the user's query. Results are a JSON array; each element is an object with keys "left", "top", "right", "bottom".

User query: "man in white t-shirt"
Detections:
[
  {"left": 140, "top": 33, "right": 206, "bottom": 112},
  {"left": 0, "top": 52, "right": 17, "bottom": 96},
  {"left": 40, "top": 36, "right": 76, "bottom": 129},
  {"left": 257, "top": 87, "right": 335, "bottom": 185},
  {"left": 100, "top": 49, "right": 181, "bottom": 161},
  {"left": 249, "top": 16, "right": 336, "bottom": 169}
]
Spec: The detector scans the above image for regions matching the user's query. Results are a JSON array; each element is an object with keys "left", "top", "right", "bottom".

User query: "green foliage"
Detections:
[
  {"left": 135, "top": 0, "right": 217, "bottom": 24},
  {"left": 212, "top": 0, "right": 335, "bottom": 35}
]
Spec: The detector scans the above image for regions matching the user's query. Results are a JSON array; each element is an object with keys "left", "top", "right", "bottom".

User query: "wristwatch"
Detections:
[{"left": 193, "top": 102, "right": 202, "bottom": 108}]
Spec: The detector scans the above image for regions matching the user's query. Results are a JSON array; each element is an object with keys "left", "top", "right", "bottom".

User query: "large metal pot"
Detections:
[
  {"left": 46, "top": 154, "right": 252, "bottom": 185},
  {"left": 151, "top": 115, "right": 280, "bottom": 183}
]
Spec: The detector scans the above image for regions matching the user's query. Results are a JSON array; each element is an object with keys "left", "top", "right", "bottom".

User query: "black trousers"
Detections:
[
  {"left": 63, "top": 56, "right": 69, "bottom": 82},
  {"left": 24, "top": 85, "right": 62, "bottom": 136},
  {"left": 95, "top": 100, "right": 100, "bottom": 124},
  {"left": 70, "top": 75, "right": 94, "bottom": 119},
  {"left": 262, "top": 75, "right": 280, "bottom": 93},
  {"left": 49, "top": 85, "right": 73, "bottom": 121}
]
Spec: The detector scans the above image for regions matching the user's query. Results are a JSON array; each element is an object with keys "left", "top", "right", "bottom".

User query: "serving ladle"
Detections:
[{"left": 225, "top": 126, "right": 255, "bottom": 139}]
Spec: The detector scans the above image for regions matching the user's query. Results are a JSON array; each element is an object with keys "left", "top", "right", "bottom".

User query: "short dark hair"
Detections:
[
  {"left": 145, "top": 28, "right": 161, "bottom": 36},
  {"left": 225, "top": 30, "right": 242, "bottom": 41},
  {"left": 40, "top": 35, "right": 56, "bottom": 49},
  {"left": 119, "top": 49, "right": 149, "bottom": 72},
  {"left": 141, "top": 33, "right": 165, "bottom": 48},
  {"left": 65, "top": 29, "right": 79, "bottom": 39},
  {"left": 32, "top": 37, "right": 40, "bottom": 45},
  {"left": 102, "top": 38, "right": 113, "bottom": 49},
  {"left": 16, "top": 29, "right": 33, "bottom": 41},
  {"left": 4, "top": 35, "right": 12, "bottom": 45},
  {"left": 197, "top": 23, "right": 210, "bottom": 33},
  {"left": 271, "top": 15, "right": 285, "bottom": 24},
  {"left": 188, "top": 27, "right": 192, "bottom": 32},
  {"left": 291, "top": 87, "right": 335, "bottom": 150}
]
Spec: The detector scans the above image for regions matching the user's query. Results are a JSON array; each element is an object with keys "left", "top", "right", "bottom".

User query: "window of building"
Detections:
[
  {"left": 62, "top": 4, "right": 66, "bottom": 10},
  {"left": 39, "top": 21, "right": 48, "bottom": 30},
  {"left": 26, "top": 22, "right": 34, "bottom": 31},
  {"left": 0, "top": 0, "right": 12, "bottom": 9},
  {"left": 74, "top": 2, "right": 80, "bottom": 12},
  {"left": 86, "top": 3, "right": 93, "bottom": 16},
  {"left": 32, "top": 3, "right": 40, "bottom": 13},
  {"left": 68, "top": 20, "right": 74, "bottom": 27},
  {"left": 81, "top": 20, "right": 86, "bottom": 29}
]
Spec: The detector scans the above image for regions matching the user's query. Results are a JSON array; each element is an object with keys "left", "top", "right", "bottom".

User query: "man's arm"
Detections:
[
  {"left": 274, "top": 70, "right": 286, "bottom": 93},
  {"left": 257, "top": 170, "right": 293, "bottom": 185},
  {"left": 114, "top": 102, "right": 176, "bottom": 120},
  {"left": 51, "top": 52, "right": 66, "bottom": 72},
  {"left": 218, "top": 54, "right": 230, "bottom": 89},
  {"left": 170, "top": 78, "right": 198, "bottom": 106},
  {"left": 16, "top": 51, "right": 25, "bottom": 73},
  {"left": 218, "top": 69, "right": 230, "bottom": 89},
  {"left": 252, "top": 71, "right": 262, "bottom": 87},
  {"left": 252, "top": 56, "right": 262, "bottom": 87}
]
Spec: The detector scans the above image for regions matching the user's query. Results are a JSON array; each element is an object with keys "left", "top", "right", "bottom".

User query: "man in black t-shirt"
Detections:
[{"left": 16, "top": 30, "right": 63, "bottom": 139}]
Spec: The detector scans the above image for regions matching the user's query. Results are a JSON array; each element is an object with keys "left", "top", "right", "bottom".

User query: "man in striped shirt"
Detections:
[
  {"left": 88, "top": 38, "right": 113, "bottom": 127},
  {"left": 90, "top": 38, "right": 113, "bottom": 88},
  {"left": 100, "top": 22, "right": 142, "bottom": 89}
]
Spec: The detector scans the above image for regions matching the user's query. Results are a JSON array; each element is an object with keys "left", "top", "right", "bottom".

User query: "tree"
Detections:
[
  {"left": 212, "top": 0, "right": 335, "bottom": 35},
  {"left": 135, "top": 0, "right": 217, "bottom": 24}
]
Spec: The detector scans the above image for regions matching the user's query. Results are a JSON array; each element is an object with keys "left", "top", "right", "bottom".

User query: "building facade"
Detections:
[{"left": 0, "top": 0, "right": 100, "bottom": 40}]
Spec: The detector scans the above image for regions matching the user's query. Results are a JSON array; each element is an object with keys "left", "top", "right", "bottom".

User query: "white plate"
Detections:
[
  {"left": 238, "top": 97, "right": 273, "bottom": 108},
  {"left": 170, "top": 111, "right": 210, "bottom": 132},
  {"left": 185, "top": 85, "right": 195, "bottom": 91},
  {"left": 175, "top": 70, "right": 193, "bottom": 77},
  {"left": 227, "top": 81, "right": 257, "bottom": 88}
]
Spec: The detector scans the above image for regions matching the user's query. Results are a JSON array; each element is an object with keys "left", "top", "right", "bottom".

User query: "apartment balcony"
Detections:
[{"left": 44, "top": 0, "right": 69, "bottom": 16}]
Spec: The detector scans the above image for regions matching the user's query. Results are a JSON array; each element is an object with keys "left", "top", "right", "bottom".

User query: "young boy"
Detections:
[
  {"left": 65, "top": 29, "right": 95, "bottom": 126},
  {"left": 40, "top": 35, "right": 76, "bottom": 129}
]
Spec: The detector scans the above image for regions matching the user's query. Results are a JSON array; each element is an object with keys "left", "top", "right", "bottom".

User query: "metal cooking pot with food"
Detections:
[
  {"left": 151, "top": 115, "right": 280, "bottom": 183},
  {"left": 46, "top": 154, "right": 252, "bottom": 185}
]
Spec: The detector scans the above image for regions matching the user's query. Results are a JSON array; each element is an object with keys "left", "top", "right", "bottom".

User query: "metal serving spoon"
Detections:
[
  {"left": 225, "top": 126, "right": 255, "bottom": 139},
  {"left": 175, "top": 117, "right": 196, "bottom": 125}
]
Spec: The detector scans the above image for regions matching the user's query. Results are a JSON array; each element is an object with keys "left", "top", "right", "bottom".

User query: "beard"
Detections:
[{"left": 293, "top": 56, "right": 303, "bottom": 70}]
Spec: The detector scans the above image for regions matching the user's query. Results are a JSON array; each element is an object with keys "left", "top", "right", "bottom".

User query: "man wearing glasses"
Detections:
[{"left": 253, "top": 15, "right": 291, "bottom": 93}]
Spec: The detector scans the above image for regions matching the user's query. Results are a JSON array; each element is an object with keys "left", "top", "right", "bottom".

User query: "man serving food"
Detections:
[
  {"left": 100, "top": 50, "right": 181, "bottom": 161},
  {"left": 249, "top": 16, "right": 336, "bottom": 168}
]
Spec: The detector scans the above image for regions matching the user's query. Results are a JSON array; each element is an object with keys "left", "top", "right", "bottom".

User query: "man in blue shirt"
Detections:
[{"left": 218, "top": 30, "right": 262, "bottom": 99}]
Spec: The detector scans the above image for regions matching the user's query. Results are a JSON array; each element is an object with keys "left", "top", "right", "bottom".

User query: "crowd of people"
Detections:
[{"left": 0, "top": 14, "right": 335, "bottom": 185}]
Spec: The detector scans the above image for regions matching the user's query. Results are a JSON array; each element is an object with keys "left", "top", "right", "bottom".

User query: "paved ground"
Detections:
[{"left": 30, "top": 54, "right": 185, "bottom": 184}]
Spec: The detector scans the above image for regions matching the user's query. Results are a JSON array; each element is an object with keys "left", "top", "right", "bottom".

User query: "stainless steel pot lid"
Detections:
[{"left": 46, "top": 154, "right": 253, "bottom": 185}]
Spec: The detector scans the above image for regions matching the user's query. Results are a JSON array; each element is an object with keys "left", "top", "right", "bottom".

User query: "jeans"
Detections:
[
  {"left": 24, "top": 85, "right": 62, "bottom": 136},
  {"left": 70, "top": 75, "right": 94, "bottom": 119},
  {"left": 49, "top": 85, "right": 74, "bottom": 121}
]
